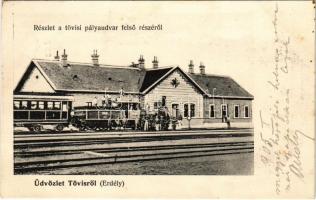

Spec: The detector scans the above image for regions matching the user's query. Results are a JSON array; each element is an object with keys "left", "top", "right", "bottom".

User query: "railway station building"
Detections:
[{"left": 14, "top": 50, "right": 254, "bottom": 128}]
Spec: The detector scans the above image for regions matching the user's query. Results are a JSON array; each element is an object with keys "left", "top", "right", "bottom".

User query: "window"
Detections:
[
  {"left": 47, "top": 102, "right": 53, "bottom": 109},
  {"left": 244, "top": 105, "right": 249, "bottom": 118},
  {"left": 221, "top": 104, "right": 227, "bottom": 118},
  {"left": 184, "top": 104, "right": 188, "bottom": 117},
  {"left": 21, "top": 101, "right": 28, "bottom": 109},
  {"left": 190, "top": 104, "right": 195, "bottom": 117},
  {"left": 54, "top": 102, "right": 61, "bottom": 110},
  {"left": 184, "top": 103, "right": 195, "bottom": 118},
  {"left": 31, "top": 101, "right": 37, "bottom": 109},
  {"left": 14, "top": 101, "right": 20, "bottom": 109},
  {"left": 62, "top": 101, "right": 68, "bottom": 111},
  {"left": 38, "top": 101, "right": 44, "bottom": 109},
  {"left": 209, "top": 104, "right": 215, "bottom": 118},
  {"left": 172, "top": 104, "right": 179, "bottom": 117},
  {"left": 162, "top": 96, "right": 166, "bottom": 107},
  {"left": 234, "top": 105, "right": 240, "bottom": 118},
  {"left": 154, "top": 101, "right": 162, "bottom": 110}
]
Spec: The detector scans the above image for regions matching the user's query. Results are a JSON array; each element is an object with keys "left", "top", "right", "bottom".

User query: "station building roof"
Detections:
[
  {"left": 189, "top": 74, "right": 254, "bottom": 99},
  {"left": 14, "top": 59, "right": 253, "bottom": 99}
]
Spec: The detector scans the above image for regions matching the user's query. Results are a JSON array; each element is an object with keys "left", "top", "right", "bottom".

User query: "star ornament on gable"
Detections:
[{"left": 171, "top": 78, "right": 180, "bottom": 88}]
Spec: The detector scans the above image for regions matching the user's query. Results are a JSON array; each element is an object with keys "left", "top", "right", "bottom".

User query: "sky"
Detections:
[{"left": 2, "top": 1, "right": 314, "bottom": 97}]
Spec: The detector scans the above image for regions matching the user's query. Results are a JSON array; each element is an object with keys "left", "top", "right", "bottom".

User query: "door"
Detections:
[
  {"left": 221, "top": 104, "right": 227, "bottom": 118},
  {"left": 172, "top": 104, "right": 179, "bottom": 118}
]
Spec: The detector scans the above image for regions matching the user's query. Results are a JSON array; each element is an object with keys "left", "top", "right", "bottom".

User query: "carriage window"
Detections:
[
  {"left": 31, "top": 101, "right": 37, "bottom": 109},
  {"left": 62, "top": 101, "right": 68, "bottom": 111},
  {"left": 209, "top": 104, "right": 215, "bottom": 118},
  {"left": 14, "top": 101, "right": 20, "bottom": 109},
  {"left": 47, "top": 102, "right": 53, "bottom": 109},
  {"left": 54, "top": 102, "right": 61, "bottom": 109},
  {"left": 38, "top": 101, "right": 44, "bottom": 109},
  {"left": 21, "top": 101, "right": 28, "bottom": 109}
]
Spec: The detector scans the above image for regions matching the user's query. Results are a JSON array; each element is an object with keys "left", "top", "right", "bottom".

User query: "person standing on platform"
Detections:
[
  {"left": 92, "top": 96, "right": 98, "bottom": 108},
  {"left": 155, "top": 115, "right": 160, "bottom": 131},
  {"left": 101, "top": 95, "right": 107, "bottom": 108},
  {"left": 144, "top": 116, "right": 149, "bottom": 131},
  {"left": 226, "top": 115, "right": 231, "bottom": 129},
  {"left": 108, "top": 94, "right": 112, "bottom": 107}
]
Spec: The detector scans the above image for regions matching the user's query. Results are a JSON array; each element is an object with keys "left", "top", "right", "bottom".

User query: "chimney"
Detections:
[
  {"left": 152, "top": 56, "right": 158, "bottom": 68},
  {"left": 61, "top": 49, "right": 68, "bottom": 67},
  {"left": 54, "top": 51, "right": 60, "bottom": 61},
  {"left": 199, "top": 62, "right": 205, "bottom": 75},
  {"left": 138, "top": 55, "right": 145, "bottom": 69},
  {"left": 91, "top": 50, "right": 99, "bottom": 66},
  {"left": 188, "top": 60, "right": 194, "bottom": 74}
]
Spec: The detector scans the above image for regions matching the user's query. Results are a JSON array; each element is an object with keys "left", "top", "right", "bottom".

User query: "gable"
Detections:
[
  {"left": 148, "top": 68, "right": 203, "bottom": 96},
  {"left": 18, "top": 64, "right": 55, "bottom": 93},
  {"left": 144, "top": 68, "right": 204, "bottom": 117},
  {"left": 142, "top": 67, "right": 206, "bottom": 95},
  {"left": 140, "top": 67, "right": 173, "bottom": 92}
]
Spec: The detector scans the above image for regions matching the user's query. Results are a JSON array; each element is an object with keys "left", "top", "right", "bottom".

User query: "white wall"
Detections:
[
  {"left": 144, "top": 69, "right": 204, "bottom": 118},
  {"left": 21, "top": 67, "right": 55, "bottom": 93}
]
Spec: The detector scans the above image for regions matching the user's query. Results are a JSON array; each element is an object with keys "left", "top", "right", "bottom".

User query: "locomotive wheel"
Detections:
[
  {"left": 33, "top": 125, "right": 42, "bottom": 133},
  {"left": 55, "top": 124, "right": 64, "bottom": 132}
]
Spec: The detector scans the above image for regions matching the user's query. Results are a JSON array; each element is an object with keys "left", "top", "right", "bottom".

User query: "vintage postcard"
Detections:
[{"left": 0, "top": 1, "right": 315, "bottom": 198}]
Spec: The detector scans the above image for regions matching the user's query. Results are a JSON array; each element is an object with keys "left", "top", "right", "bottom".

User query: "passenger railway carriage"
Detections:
[
  {"left": 13, "top": 94, "right": 73, "bottom": 131},
  {"left": 13, "top": 50, "right": 253, "bottom": 132}
]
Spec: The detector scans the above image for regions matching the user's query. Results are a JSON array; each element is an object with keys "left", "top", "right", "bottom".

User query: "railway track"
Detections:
[
  {"left": 14, "top": 128, "right": 254, "bottom": 174},
  {"left": 14, "top": 128, "right": 254, "bottom": 136},
  {"left": 14, "top": 141, "right": 253, "bottom": 174},
  {"left": 14, "top": 129, "right": 253, "bottom": 148}
]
